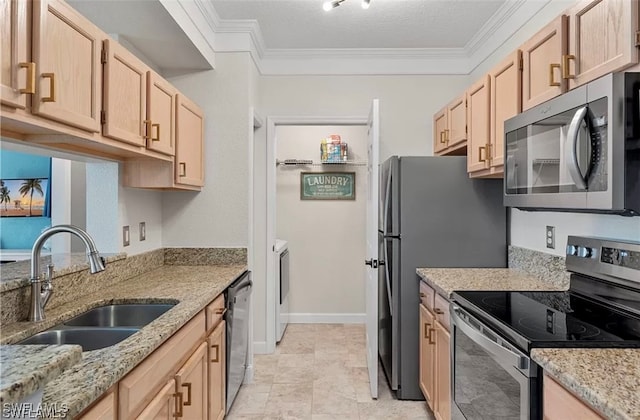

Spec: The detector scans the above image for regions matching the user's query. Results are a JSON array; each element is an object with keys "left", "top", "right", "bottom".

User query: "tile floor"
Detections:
[{"left": 226, "top": 324, "right": 435, "bottom": 420}]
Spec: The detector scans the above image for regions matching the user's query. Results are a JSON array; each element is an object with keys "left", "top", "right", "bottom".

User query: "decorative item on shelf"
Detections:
[{"left": 321, "top": 135, "right": 348, "bottom": 163}]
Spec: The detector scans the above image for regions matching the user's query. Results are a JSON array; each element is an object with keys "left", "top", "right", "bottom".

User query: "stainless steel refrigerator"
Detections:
[{"left": 378, "top": 156, "right": 507, "bottom": 400}]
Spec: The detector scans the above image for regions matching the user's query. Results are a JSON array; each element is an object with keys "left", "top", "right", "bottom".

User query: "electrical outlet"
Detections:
[
  {"left": 123, "top": 226, "right": 130, "bottom": 247},
  {"left": 546, "top": 226, "right": 555, "bottom": 249},
  {"left": 139, "top": 222, "right": 146, "bottom": 241}
]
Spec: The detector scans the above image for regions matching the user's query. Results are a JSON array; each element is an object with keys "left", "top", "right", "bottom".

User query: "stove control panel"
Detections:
[
  {"left": 601, "top": 247, "right": 639, "bottom": 270},
  {"left": 566, "top": 236, "right": 640, "bottom": 284}
]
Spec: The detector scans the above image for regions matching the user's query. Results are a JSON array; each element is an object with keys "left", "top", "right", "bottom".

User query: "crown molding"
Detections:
[{"left": 183, "top": 0, "right": 548, "bottom": 76}]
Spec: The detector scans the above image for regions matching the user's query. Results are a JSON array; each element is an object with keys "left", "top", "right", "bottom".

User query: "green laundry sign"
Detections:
[{"left": 300, "top": 172, "right": 356, "bottom": 200}]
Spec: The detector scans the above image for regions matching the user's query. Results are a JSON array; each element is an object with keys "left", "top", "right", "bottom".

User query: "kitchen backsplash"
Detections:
[
  {"left": 508, "top": 245, "right": 570, "bottom": 289},
  {"left": 164, "top": 247, "right": 247, "bottom": 266},
  {"left": 0, "top": 247, "right": 247, "bottom": 325}
]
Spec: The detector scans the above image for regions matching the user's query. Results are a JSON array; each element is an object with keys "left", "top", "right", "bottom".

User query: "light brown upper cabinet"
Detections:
[
  {"left": 175, "top": 94, "right": 204, "bottom": 188},
  {"left": 32, "top": 0, "right": 102, "bottom": 132},
  {"left": 433, "top": 107, "right": 448, "bottom": 155},
  {"left": 433, "top": 94, "right": 467, "bottom": 156},
  {"left": 466, "top": 76, "right": 491, "bottom": 174},
  {"left": 1, "top": 0, "right": 30, "bottom": 109},
  {"left": 102, "top": 39, "right": 147, "bottom": 147},
  {"left": 521, "top": 16, "right": 568, "bottom": 110},
  {"left": 467, "top": 51, "right": 522, "bottom": 178},
  {"left": 489, "top": 50, "right": 522, "bottom": 173},
  {"left": 147, "top": 71, "right": 176, "bottom": 156},
  {"left": 566, "top": 0, "right": 639, "bottom": 89}
]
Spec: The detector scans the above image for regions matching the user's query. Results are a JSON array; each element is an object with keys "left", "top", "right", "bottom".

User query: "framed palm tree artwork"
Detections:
[{"left": 0, "top": 178, "right": 50, "bottom": 217}]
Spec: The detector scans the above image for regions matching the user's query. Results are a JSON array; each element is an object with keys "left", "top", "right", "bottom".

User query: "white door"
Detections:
[{"left": 365, "top": 99, "right": 380, "bottom": 399}]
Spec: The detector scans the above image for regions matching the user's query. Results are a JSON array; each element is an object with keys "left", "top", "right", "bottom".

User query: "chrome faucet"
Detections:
[{"left": 29, "top": 225, "right": 106, "bottom": 322}]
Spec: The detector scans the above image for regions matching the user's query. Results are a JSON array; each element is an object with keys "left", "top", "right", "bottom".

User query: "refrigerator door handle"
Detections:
[
  {"left": 382, "top": 165, "right": 393, "bottom": 236},
  {"left": 383, "top": 237, "right": 393, "bottom": 317}
]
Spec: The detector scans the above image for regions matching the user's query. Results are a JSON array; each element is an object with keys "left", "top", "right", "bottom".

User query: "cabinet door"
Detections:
[
  {"left": 208, "top": 320, "right": 226, "bottom": 420},
  {"left": 146, "top": 71, "right": 176, "bottom": 156},
  {"left": 543, "top": 373, "right": 604, "bottom": 420},
  {"left": 447, "top": 95, "right": 466, "bottom": 149},
  {"left": 175, "top": 94, "right": 204, "bottom": 187},
  {"left": 466, "top": 76, "right": 491, "bottom": 174},
  {"left": 434, "top": 322, "right": 451, "bottom": 420},
  {"left": 102, "top": 39, "right": 147, "bottom": 147},
  {"left": 433, "top": 107, "right": 448, "bottom": 155},
  {"left": 175, "top": 342, "right": 208, "bottom": 420},
  {"left": 567, "top": 0, "right": 639, "bottom": 89},
  {"left": 32, "top": 0, "right": 102, "bottom": 132},
  {"left": 521, "top": 16, "right": 567, "bottom": 111},
  {"left": 78, "top": 390, "right": 116, "bottom": 420},
  {"left": 1, "top": 0, "right": 30, "bottom": 109},
  {"left": 490, "top": 50, "right": 522, "bottom": 171},
  {"left": 136, "top": 379, "right": 177, "bottom": 420},
  {"left": 419, "top": 304, "right": 436, "bottom": 408}
]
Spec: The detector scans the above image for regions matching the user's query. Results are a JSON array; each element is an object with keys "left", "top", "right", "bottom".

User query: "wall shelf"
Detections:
[{"left": 276, "top": 159, "right": 367, "bottom": 167}]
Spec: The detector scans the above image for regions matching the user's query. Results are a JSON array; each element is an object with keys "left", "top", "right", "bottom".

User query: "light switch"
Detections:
[
  {"left": 123, "top": 226, "right": 130, "bottom": 247},
  {"left": 139, "top": 222, "right": 146, "bottom": 241}
]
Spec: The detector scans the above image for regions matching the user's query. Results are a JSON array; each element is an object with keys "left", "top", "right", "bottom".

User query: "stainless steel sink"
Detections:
[
  {"left": 18, "top": 327, "right": 138, "bottom": 351},
  {"left": 63, "top": 304, "right": 176, "bottom": 328}
]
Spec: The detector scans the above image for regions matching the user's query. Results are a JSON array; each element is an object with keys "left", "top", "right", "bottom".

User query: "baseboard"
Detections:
[
  {"left": 253, "top": 341, "right": 269, "bottom": 354},
  {"left": 287, "top": 313, "right": 366, "bottom": 324}
]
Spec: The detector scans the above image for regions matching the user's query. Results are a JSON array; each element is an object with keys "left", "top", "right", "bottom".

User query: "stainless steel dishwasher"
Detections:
[{"left": 225, "top": 271, "right": 252, "bottom": 412}]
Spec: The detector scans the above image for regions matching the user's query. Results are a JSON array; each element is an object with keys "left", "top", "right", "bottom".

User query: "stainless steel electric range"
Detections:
[{"left": 450, "top": 236, "right": 640, "bottom": 420}]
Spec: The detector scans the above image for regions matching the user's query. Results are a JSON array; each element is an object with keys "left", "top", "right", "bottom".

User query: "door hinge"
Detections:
[
  {"left": 101, "top": 48, "right": 107, "bottom": 64},
  {"left": 100, "top": 110, "right": 106, "bottom": 125},
  {"left": 465, "top": 125, "right": 468, "bottom": 134},
  {"left": 635, "top": 31, "right": 640, "bottom": 47},
  {"left": 519, "top": 57, "right": 524, "bottom": 71}
]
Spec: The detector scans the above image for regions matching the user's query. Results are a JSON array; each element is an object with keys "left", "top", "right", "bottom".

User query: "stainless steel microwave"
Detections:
[{"left": 503, "top": 72, "right": 640, "bottom": 216}]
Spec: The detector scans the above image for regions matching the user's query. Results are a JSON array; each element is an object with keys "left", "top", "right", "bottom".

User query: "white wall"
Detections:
[
  {"left": 276, "top": 125, "right": 367, "bottom": 320},
  {"left": 260, "top": 74, "right": 468, "bottom": 161},
  {"left": 464, "top": 0, "right": 640, "bottom": 254},
  {"left": 162, "top": 53, "right": 252, "bottom": 247}
]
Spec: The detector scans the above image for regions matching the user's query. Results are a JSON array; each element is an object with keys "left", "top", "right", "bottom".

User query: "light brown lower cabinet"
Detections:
[
  {"left": 76, "top": 292, "right": 227, "bottom": 420},
  {"left": 77, "top": 390, "right": 116, "bottom": 420},
  {"left": 419, "top": 304, "right": 436, "bottom": 406},
  {"left": 543, "top": 373, "right": 604, "bottom": 420},
  {"left": 208, "top": 320, "right": 226, "bottom": 420},
  {"left": 175, "top": 342, "right": 209, "bottom": 419},
  {"left": 136, "top": 379, "right": 178, "bottom": 420},
  {"left": 434, "top": 321, "right": 451, "bottom": 420},
  {"left": 419, "top": 303, "right": 451, "bottom": 420}
]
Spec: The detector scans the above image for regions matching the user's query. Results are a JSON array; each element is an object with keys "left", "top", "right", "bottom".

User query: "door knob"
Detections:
[{"left": 365, "top": 259, "right": 378, "bottom": 268}]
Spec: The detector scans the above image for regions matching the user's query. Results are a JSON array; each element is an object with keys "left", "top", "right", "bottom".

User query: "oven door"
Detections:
[{"left": 450, "top": 305, "right": 540, "bottom": 420}]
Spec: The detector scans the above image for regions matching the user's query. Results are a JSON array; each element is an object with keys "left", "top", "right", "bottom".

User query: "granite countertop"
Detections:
[
  {"left": 532, "top": 348, "right": 640, "bottom": 420},
  {"left": 0, "top": 345, "right": 82, "bottom": 405},
  {"left": 416, "top": 267, "right": 567, "bottom": 298},
  {"left": 0, "top": 264, "right": 246, "bottom": 418}
]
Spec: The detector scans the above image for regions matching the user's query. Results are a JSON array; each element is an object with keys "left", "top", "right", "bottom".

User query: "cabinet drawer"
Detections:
[
  {"left": 206, "top": 294, "right": 225, "bottom": 332},
  {"left": 119, "top": 311, "right": 206, "bottom": 419},
  {"left": 420, "top": 282, "right": 435, "bottom": 311},
  {"left": 434, "top": 293, "right": 450, "bottom": 331},
  {"left": 543, "top": 373, "right": 603, "bottom": 420},
  {"left": 78, "top": 390, "right": 116, "bottom": 420}
]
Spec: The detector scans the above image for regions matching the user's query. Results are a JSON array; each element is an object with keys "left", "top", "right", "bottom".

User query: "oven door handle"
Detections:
[
  {"left": 451, "top": 305, "right": 529, "bottom": 370},
  {"left": 564, "top": 106, "right": 590, "bottom": 190}
]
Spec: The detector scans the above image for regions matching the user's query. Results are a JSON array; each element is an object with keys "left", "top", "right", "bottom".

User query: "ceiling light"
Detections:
[
  {"left": 361, "top": 0, "right": 370, "bottom": 9},
  {"left": 323, "top": 0, "right": 343, "bottom": 11}
]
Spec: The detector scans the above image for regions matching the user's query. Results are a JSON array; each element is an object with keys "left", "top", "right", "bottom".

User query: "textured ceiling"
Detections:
[{"left": 211, "top": 0, "right": 506, "bottom": 49}]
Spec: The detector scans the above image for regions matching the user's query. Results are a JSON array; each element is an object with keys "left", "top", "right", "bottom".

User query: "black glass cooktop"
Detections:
[{"left": 452, "top": 290, "right": 640, "bottom": 351}]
